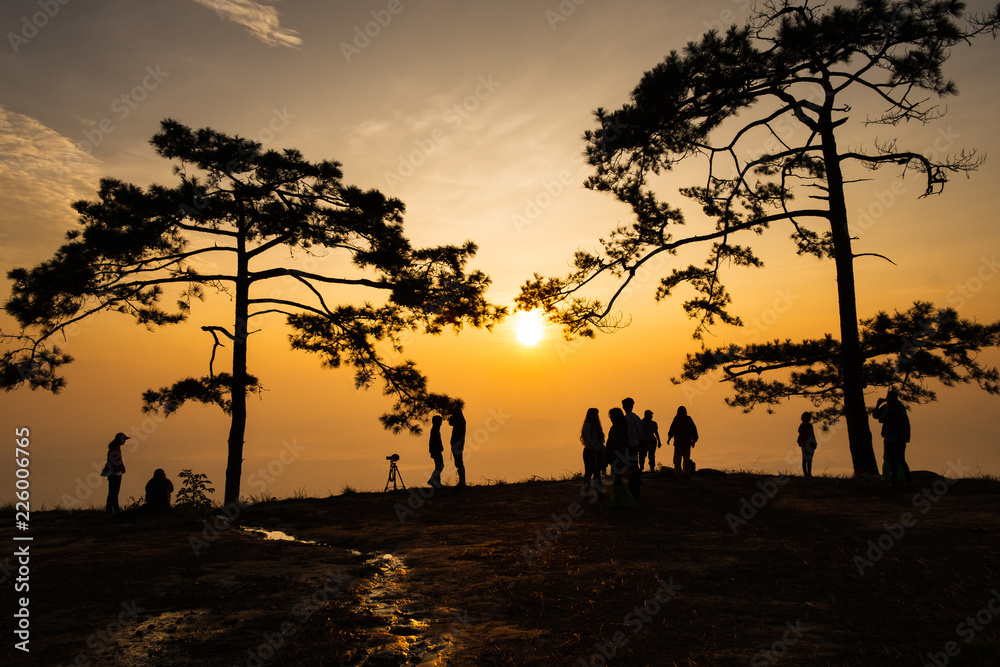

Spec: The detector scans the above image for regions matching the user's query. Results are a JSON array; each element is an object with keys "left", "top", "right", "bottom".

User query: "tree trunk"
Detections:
[
  {"left": 820, "top": 121, "right": 880, "bottom": 476},
  {"left": 225, "top": 223, "right": 250, "bottom": 505}
]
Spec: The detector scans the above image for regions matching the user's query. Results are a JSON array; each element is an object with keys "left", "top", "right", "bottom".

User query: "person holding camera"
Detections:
[{"left": 873, "top": 389, "right": 912, "bottom": 488}]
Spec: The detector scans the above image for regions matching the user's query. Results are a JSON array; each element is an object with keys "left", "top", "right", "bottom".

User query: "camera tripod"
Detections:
[{"left": 384, "top": 457, "right": 406, "bottom": 495}]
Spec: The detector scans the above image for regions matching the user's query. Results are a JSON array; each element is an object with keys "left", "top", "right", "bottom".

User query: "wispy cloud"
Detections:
[
  {"left": 0, "top": 107, "right": 103, "bottom": 262},
  {"left": 191, "top": 0, "right": 302, "bottom": 48}
]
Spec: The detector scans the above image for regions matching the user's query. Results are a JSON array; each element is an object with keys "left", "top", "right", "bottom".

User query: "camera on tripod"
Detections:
[{"left": 383, "top": 453, "right": 405, "bottom": 495}]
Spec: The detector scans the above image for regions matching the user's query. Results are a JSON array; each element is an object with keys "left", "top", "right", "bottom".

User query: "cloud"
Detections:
[
  {"left": 191, "top": 0, "right": 302, "bottom": 48},
  {"left": 0, "top": 107, "right": 102, "bottom": 263}
]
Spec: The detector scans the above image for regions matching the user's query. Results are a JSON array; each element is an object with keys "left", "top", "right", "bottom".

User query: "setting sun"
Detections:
[{"left": 513, "top": 309, "right": 546, "bottom": 346}]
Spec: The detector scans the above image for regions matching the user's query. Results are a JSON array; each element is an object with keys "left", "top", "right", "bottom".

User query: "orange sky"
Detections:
[{"left": 2, "top": 0, "right": 999, "bottom": 507}]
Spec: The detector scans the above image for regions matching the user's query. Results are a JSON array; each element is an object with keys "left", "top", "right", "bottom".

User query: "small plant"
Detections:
[
  {"left": 121, "top": 496, "right": 144, "bottom": 511},
  {"left": 176, "top": 469, "right": 215, "bottom": 509},
  {"left": 341, "top": 484, "right": 358, "bottom": 495}
]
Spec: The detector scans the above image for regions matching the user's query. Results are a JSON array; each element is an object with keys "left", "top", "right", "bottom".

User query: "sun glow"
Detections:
[{"left": 513, "top": 309, "right": 547, "bottom": 346}]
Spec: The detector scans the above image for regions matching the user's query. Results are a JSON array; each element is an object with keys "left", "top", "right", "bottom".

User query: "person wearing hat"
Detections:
[
  {"left": 101, "top": 432, "right": 129, "bottom": 513},
  {"left": 639, "top": 409, "right": 662, "bottom": 473},
  {"left": 873, "top": 389, "right": 912, "bottom": 488}
]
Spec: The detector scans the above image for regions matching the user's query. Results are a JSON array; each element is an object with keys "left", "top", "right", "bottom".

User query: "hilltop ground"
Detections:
[{"left": 4, "top": 469, "right": 1000, "bottom": 666}]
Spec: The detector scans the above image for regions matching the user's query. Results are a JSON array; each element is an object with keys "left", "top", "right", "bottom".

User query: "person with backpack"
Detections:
[
  {"left": 100, "top": 432, "right": 129, "bottom": 513},
  {"left": 667, "top": 407, "right": 699, "bottom": 478}
]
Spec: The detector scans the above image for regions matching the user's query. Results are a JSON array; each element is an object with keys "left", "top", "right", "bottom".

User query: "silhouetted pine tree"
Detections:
[
  {"left": 2, "top": 120, "right": 504, "bottom": 503},
  {"left": 519, "top": 0, "right": 1000, "bottom": 475}
]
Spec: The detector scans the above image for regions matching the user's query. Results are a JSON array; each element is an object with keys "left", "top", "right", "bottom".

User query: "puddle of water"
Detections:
[
  {"left": 241, "top": 526, "right": 318, "bottom": 544},
  {"left": 239, "top": 526, "right": 461, "bottom": 665}
]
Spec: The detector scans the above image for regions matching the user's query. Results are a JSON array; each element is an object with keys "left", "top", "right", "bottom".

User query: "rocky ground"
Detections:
[{"left": 4, "top": 469, "right": 1000, "bottom": 666}]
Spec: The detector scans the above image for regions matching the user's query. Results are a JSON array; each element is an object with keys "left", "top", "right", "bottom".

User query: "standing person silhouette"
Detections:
[
  {"left": 639, "top": 410, "right": 662, "bottom": 472},
  {"left": 873, "top": 389, "right": 912, "bottom": 488},
  {"left": 580, "top": 407, "right": 605, "bottom": 493},
  {"left": 428, "top": 415, "right": 445, "bottom": 489},
  {"left": 449, "top": 406, "right": 467, "bottom": 488},
  {"left": 101, "top": 432, "right": 129, "bottom": 513},
  {"left": 667, "top": 407, "right": 699, "bottom": 478},
  {"left": 621, "top": 397, "right": 643, "bottom": 500},
  {"left": 797, "top": 412, "right": 818, "bottom": 478}
]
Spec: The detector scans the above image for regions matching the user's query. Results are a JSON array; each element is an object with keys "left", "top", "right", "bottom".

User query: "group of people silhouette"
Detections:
[
  {"left": 579, "top": 398, "right": 701, "bottom": 507},
  {"left": 795, "top": 388, "right": 912, "bottom": 485},
  {"left": 426, "top": 406, "right": 467, "bottom": 489},
  {"left": 100, "top": 432, "right": 174, "bottom": 514},
  {"left": 97, "top": 390, "right": 912, "bottom": 512}
]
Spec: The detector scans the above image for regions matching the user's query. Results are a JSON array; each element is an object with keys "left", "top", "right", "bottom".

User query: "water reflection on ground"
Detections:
[{"left": 241, "top": 526, "right": 455, "bottom": 665}]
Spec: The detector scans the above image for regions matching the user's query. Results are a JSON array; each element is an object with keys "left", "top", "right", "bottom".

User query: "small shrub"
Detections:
[{"left": 176, "top": 469, "right": 215, "bottom": 509}]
